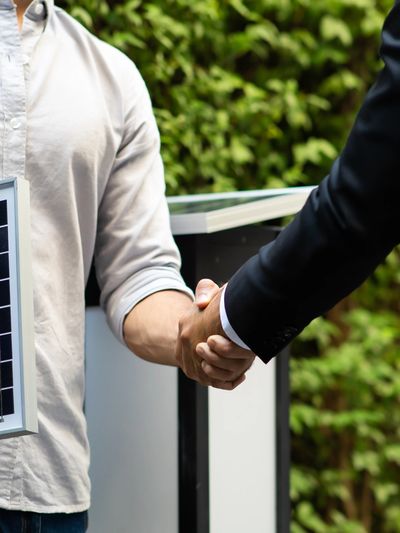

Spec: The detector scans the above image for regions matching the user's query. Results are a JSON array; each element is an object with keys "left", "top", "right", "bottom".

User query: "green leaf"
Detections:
[{"left": 320, "top": 16, "right": 353, "bottom": 46}]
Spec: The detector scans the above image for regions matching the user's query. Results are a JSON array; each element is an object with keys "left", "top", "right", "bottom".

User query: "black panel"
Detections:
[
  {"left": 178, "top": 374, "right": 209, "bottom": 533},
  {"left": 175, "top": 225, "right": 281, "bottom": 289},
  {"left": 0, "top": 254, "right": 9, "bottom": 280},
  {"left": 0, "top": 387, "right": 14, "bottom": 416},
  {"left": 0, "top": 307, "right": 11, "bottom": 335},
  {"left": 0, "top": 361, "right": 12, "bottom": 389},
  {"left": 0, "top": 201, "right": 7, "bottom": 227},
  {"left": 0, "top": 334, "right": 12, "bottom": 361},
  {"left": 0, "top": 280, "right": 10, "bottom": 307},
  {"left": 0, "top": 228, "right": 8, "bottom": 254},
  {"left": 276, "top": 349, "right": 291, "bottom": 533}
]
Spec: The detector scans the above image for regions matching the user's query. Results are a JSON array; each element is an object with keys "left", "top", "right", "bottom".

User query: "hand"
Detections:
[
  {"left": 194, "top": 279, "right": 255, "bottom": 387},
  {"left": 176, "top": 279, "right": 254, "bottom": 390},
  {"left": 176, "top": 280, "right": 224, "bottom": 387}
]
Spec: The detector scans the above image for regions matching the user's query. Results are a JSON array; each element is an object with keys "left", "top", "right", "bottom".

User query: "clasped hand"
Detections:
[{"left": 175, "top": 279, "right": 255, "bottom": 390}]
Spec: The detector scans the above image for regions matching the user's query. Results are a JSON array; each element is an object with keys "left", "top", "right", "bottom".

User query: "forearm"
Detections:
[{"left": 123, "top": 290, "right": 193, "bottom": 366}]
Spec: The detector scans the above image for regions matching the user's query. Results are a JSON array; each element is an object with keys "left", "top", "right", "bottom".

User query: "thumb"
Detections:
[{"left": 195, "top": 278, "right": 220, "bottom": 310}]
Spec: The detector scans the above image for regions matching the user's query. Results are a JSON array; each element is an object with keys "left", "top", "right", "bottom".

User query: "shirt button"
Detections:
[
  {"left": 34, "top": 3, "right": 44, "bottom": 14},
  {"left": 9, "top": 118, "right": 21, "bottom": 129}
]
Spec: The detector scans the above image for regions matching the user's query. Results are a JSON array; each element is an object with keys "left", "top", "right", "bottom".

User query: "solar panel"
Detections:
[{"left": 0, "top": 178, "right": 37, "bottom": 438}]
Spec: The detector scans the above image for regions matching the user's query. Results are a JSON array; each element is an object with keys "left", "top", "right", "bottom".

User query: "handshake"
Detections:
[{"left": 175, "top": 278, "right": 255, "bottom": 391}]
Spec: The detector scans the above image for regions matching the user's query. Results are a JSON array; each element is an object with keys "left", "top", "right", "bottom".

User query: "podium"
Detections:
[{"left": 85, "top": 189, "right": 311, "bottom": 533}]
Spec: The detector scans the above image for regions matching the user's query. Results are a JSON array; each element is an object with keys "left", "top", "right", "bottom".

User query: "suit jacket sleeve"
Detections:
[{"left": 224, "top": 1, "right": 400, "bottom": 363}]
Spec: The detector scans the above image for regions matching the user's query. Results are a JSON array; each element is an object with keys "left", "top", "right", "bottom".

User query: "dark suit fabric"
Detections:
[{"left": 225, "top": 1, "right": 400, "bottom": 363}]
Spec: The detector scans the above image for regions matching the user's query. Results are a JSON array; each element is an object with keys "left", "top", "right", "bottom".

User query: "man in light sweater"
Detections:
[{"left": 0, "top": 1, "right": 253, "bottom": 530}]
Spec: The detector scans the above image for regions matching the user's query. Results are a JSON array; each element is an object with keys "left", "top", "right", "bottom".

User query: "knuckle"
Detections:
[
  {"left": 204, "top": 367, "right": 219, "bottom": 379},
  {"left": 179, "top": 328, "right": 190, "bottom": 342},
  {"left": 204, "top": 367, "right": 221, "bottom": 380},
  {"left": 219, "top": 343, "right": 233, "bottom": 356},
  {"left": 202, "top": 363, "right": 212, "bottom": 374},
  {"left": 186, "top": 369, "right": 196, "bottom": 380},
  {"left": 203, "top": 352, "right": 220, "bottom": 365}
]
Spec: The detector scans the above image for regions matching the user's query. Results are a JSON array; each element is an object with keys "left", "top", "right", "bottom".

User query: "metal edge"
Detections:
[
  {"left": 14, "top": 178, "right": 37, "bottom": 434},
  {"left": 170, "top": 193, "right": 310, "bottom": 236}
]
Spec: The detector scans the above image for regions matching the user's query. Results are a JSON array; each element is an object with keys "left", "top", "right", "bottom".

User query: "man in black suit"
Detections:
[{"left": 175, "top": 0, "right": 400, "bottom": 387}]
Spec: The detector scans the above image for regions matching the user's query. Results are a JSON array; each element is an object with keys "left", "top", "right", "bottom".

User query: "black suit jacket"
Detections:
[{"left": 224, "top": 1, "right": 400, "bottom": 364}]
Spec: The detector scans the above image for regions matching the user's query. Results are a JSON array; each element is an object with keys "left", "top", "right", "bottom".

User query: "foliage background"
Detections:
[{"left": 58, "top": 0, "right": 400, "bottom": 530}]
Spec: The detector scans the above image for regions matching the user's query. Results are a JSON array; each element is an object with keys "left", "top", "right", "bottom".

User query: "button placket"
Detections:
[
  {"left": 0, "top": 43, "right": 27, "bottom": 181},
  {"left": 20, "top": 4, "right": 47, "bottom": 81},
  {"left": 0, "top": 55, "right": 4, "bottom": 180}
]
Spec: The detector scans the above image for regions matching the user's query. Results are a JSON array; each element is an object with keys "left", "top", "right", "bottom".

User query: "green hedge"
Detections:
[
  {"left": 291, "top": 248, "right": 400, "bottom": 533},
  {"left": 59, "top": 0, "right": 391, "bottom": 195},
  {"left": 58, "top": 0, "right": 400, "bottom": 530}
]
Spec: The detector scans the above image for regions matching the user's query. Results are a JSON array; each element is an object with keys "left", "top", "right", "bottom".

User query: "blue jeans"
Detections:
[{"left": 0, "top": 509, "right": 88, "bottom": 533}]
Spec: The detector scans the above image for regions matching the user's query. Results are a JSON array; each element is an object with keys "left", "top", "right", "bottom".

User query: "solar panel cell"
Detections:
[
  {"left": 0, "top": 254, "right": 9, "bottom": 280},
  {"left": 0, "top": 361, "right": 12, "bottom": 388},
  {"left": 0, "top": 280, "right": 10, "bottom": 307},
  {"left": 0, "top": 388, "right": 14, "bottom": 417},
  {"left": 0, "top": 334, "right": 12, "bottom": 361},
  {"left": 0, "top": 227, "right": 8, "bottom": 254},
  {"left": 0, "top": 201, "right": 7, "bottom": 227},
  {"left": 0, "top": 307, "right": 11, "bottom": 335}
]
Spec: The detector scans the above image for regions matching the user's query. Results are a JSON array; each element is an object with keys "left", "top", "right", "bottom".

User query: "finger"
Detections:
[
  {"left": 197, "top": 342, "right": 250, "bottom": 373},
  {"left": 211, "top": 373, "right": 247, "bottom": 391},
  {"left": 207, "top": 335, "right": 255, "bottom": 359},
  {"left": 198, "top": 344, "right": 249, "bottom": 381},
  {"left": 194, "top": 278, "right": 220, "bottom": 310},
  {"left": 213, "top": 377, "right": 245, "bottom": 390},
  {"left": 210, "top": 379, "right": 235, "bottom": 391},
  {"left": 231, "top": 373, "right": 246, "bottom": 389},
  {"left": 201, "top": 360, "right": 232, "bottom": 381},
  {"left": 202, "top": 357, "right": 252, "bottom": 381}
]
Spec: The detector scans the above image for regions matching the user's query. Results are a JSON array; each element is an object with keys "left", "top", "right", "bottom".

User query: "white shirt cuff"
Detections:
[{"left": 219, "top": 285, "right": 251, "bottom": 351}]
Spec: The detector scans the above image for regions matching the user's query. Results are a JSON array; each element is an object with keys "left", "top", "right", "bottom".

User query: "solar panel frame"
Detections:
[{"left": 0, "top": 178, "right": 37, "bottom": 438}]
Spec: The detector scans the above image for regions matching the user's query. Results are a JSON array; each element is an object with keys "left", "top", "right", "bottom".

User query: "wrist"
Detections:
[{"left": 203, "top": 288, "right": 224, "bottom": 338}]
